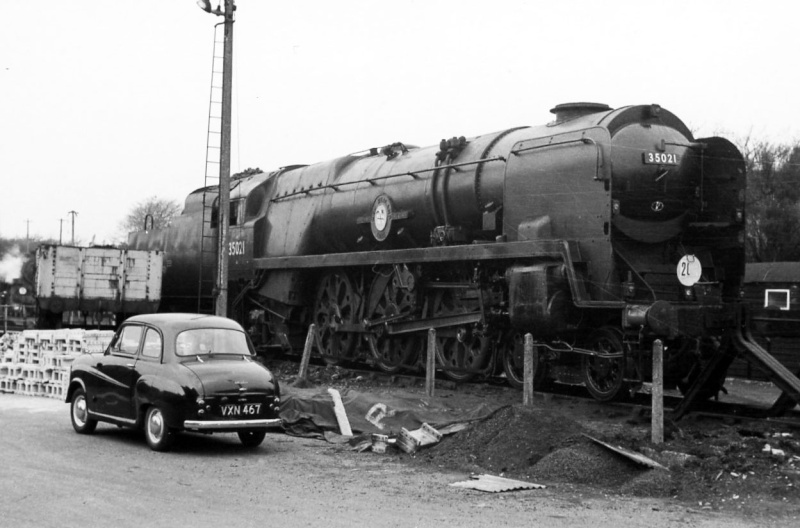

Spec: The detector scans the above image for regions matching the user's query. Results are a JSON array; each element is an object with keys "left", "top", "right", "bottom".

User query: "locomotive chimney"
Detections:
[{"left": 549, "top": 102, "right": 611, "bottom": 124}]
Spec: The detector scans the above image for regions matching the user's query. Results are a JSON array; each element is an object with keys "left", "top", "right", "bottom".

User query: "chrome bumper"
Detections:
[{"left": 183, "top": 418, "right": 283, "bottom": 431}]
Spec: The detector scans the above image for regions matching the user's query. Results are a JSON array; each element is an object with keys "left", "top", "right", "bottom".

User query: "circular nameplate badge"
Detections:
[
  {"left": 676, "top": 254, "right": 702, "bottom": 286},
  {"left": 371, "top": 195, "right": 393, "bottom": 241}
]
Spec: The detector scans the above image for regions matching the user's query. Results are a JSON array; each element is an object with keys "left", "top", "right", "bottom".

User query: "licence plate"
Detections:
[
  {"left": 643, "top": 152, "right": 680, "bottom": 165},
  {"left": 220, "top": 403, "right": 262, "bottom": 417}
]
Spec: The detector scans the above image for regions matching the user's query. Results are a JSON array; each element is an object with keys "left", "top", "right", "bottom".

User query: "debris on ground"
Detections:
[
  {"left": 267, "top": 359, "right": 800, "bottom": 517},
  {"left": 450, "top": 474, "right": 546, "bottom": 493}
]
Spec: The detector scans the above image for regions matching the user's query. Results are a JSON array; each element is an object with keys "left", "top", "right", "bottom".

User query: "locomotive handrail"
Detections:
[
  {"left": 269, "top": 156, "right": 507, "bottom": 202},
  {"left": 509, "top": 137, "right": 595, "bottom": 155},
  {"left": 509, "top": 137, "right": 608, "bottom": 181}
]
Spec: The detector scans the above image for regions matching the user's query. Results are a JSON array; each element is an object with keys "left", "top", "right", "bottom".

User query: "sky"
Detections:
[{"left": 2, "top": 0, "right": 799, "bottom": 247}]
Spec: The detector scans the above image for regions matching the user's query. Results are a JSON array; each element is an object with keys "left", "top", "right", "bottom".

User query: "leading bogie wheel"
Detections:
[
  {"left": 501, "top": 331, "right": 550, "bottom": 390},
  {"left": 70, "top": 388, "right": 98, "bottom": 434},
  {"left": 144, "top": 406, "right": 175, "bottom": 452},
  {"left": 581, "top": 327, "right": 628, "bottom": 402}
]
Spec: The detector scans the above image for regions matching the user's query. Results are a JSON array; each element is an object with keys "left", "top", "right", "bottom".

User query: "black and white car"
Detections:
[{"left": 67, "top": 313, "right": 282, "bottom": 451}]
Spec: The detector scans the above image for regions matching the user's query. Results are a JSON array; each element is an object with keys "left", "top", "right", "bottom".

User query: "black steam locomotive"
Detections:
[{"left": 129, "top": 103, "right": 747, "bottom": 402}]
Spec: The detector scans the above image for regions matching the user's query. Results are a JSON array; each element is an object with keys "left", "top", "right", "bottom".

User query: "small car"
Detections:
[{"left": 66, "top": 313, "right": 282, "bottom": 451}]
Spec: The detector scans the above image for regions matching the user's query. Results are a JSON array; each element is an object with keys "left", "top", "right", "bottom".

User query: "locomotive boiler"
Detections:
[{"left": 129, "top": 103, "right": 749, "bottom": 402}]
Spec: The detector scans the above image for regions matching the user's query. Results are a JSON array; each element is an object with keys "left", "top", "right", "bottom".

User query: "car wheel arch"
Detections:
[
  {"left": 134, "top": 375, "right": 196, "bottom": 430},
  {"left": 66, "top": 377, "right": 88, "bottom": 405}
]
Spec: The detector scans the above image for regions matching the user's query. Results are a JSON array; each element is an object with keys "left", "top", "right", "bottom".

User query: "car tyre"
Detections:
[
  {"left": 238, "top": 430, "right": 267, "bottom": 448},
  {"left": 70, "top": 388, "right": 98, "bottom": 434},
  {"left": 144, "top": 406, "right": 175, "bottom": 452}
]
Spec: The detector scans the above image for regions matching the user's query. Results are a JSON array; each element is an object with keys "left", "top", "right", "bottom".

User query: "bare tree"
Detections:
[
  {"left": 118, "top": 196, "right": 183, "bottom": 239},
  {"left": 740, "top": 138, "right": 800, "bottom": 262}
]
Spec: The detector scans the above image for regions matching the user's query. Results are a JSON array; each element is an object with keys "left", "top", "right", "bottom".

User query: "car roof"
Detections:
[{"left": 122, "top": 313, "right": 245, "bottom": 331}]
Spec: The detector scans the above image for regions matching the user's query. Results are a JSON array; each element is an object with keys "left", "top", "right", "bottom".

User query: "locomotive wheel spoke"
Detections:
[
  {"left": 581, "top": 327, "right": 627, "bottom": 402},
  {"left": 373, "top": 334, "right": 422, "bottom": 374},
  {"left": 430, "top": 287, "right": 491, "bottom": 383},
  {"left": 314, "top": 271, "right": 358, "bottom": 365},
  {"left": 367, "top": 270, "right": 420, "bottom": 373},
  {"left": 435, "top": 331, "right": 491, "bottom": 383}
]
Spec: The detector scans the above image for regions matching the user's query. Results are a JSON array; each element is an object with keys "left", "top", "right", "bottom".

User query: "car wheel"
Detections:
[
  {"left": 144, "top": 406, "right": 174, "bottom": 452},
  {"left": 238, "top": 430, "right": 267, "bottom": 448},
  {"left": 70, "top": 388, "right": 98, "bottom": 434}
]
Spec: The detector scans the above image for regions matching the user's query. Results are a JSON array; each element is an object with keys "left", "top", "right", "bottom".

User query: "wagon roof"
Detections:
[{"left": 745, "top": 262, "right": 800, "bottom": 284}]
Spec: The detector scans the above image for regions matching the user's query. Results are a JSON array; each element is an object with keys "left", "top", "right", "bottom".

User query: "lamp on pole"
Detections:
[{"left": 197, "top": 0, "right": 234, "bottom": 318}]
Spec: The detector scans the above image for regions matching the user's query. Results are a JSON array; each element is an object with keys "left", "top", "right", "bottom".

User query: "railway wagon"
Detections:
[{"left": 35, "top": 245, "right": 163, "bottom": 327}]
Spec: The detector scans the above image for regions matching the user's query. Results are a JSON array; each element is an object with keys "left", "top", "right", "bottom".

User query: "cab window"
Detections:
[
  {"left": 117, "top": 325, "right": 143, "bottom": 355},
  {"left": 141, "top": 328, "right": 163, "bottom": 359}
]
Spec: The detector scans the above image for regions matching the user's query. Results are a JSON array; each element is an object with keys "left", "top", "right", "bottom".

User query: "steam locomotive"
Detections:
[{"left": 129, "top": 103, "right": 747, "bottom": 402}]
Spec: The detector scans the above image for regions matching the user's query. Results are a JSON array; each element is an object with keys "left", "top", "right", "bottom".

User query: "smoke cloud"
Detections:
[{"left": 0, "top": 245, "right": 24, "bottom": 282}]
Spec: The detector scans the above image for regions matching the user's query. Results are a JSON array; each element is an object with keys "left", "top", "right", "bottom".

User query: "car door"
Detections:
[
  {"left": 92, "top": 323, "right": 143, "bottom": 422},
  {"left": 132, "top": 326, "right": 164, "bottom": 400}
]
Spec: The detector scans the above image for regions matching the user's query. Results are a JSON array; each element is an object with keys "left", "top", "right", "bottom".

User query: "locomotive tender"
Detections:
[{"left": 130, "top": 103, "right": 748, "bottom": 402}]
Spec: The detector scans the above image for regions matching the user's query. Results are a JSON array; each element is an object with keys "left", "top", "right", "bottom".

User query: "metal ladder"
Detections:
[{"left": 197, "top": 22, "right": 226, "bottom": 314}]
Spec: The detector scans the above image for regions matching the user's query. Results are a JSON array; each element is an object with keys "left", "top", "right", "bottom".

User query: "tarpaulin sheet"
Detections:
[{"left": 280, "top": 386, "right": 505, "bottom": 438}]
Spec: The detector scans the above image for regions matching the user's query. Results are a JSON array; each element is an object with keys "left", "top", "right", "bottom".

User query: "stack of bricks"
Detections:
[{"left": 0, "top": 329, "right": 115, "bottom": 399}]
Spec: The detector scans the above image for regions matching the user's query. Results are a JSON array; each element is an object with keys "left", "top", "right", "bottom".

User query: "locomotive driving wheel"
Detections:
[
  {"left": 581, "top": 327, "right": 628, "bottom": 402},
  {"left": 432, "top": 288, "right": 491, "bottom": 383},
  {"left": 313, "top": 270, "right": 359, "bottom": 365},
  {"left": 367, "top": 269, "right": 421, "bottom": 374},
  {"left": 501, "top": 331, "right": 550, "bottom": 390}
]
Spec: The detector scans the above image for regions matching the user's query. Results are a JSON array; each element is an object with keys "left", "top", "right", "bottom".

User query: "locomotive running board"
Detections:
[{"left": 252, "top": 239, "right": 624, "bottom": 309}]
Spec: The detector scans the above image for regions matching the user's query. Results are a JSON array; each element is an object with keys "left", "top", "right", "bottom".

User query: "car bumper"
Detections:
[{"left": 183, "top": 418, "right": 283, "bottom": 431}]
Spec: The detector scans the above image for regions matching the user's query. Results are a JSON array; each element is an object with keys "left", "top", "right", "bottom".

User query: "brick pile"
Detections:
[{"left": 0, "top": 329, "right": 115, "bottom": 399}]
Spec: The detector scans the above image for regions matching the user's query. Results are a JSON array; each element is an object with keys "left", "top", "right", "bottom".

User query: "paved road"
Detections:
[{"left": 0, "top": 394, "right": 779, "bottom": 528}]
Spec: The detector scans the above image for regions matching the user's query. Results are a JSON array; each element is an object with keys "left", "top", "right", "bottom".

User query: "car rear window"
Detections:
[{"left": 175, "top": 328, "right": 252, "bottom": 357}]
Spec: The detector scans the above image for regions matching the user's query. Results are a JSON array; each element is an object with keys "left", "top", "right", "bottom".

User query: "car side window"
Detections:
[
  {"left": 141, "top": 328, "right": 162, "bottom": 360},
  {"left": 117, "top": 325, "right": 143, "bottom": 356}
]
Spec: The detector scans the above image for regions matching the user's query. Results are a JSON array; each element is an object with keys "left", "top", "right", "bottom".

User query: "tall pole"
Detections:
[
  {"left": 25, "top": 219, "right": 30, "bottom": 253},
  {"left": 67, "top": 210, "right": 78, "bottom": 245},
  {"left": 215, "top": 0, "right": 234, "bottom": 318},
  {"left": 59, "top": 219, "right": 63, "bottom": 244}
]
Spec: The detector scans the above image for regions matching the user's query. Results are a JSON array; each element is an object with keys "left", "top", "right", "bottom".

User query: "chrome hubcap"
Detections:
[
  {"left": 74, "top": 397, "right": 87, "bottom": 424},
  {"left": 149, "top": 411, "right": 164, "bottom": 439}
]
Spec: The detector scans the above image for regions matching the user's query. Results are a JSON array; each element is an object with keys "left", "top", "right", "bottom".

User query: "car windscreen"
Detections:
[{"left": 175, "top": 328, "right": 253, "bottom": 357}]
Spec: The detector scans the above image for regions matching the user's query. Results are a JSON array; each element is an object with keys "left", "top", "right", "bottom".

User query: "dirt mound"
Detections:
[
  {"left": 417, "top": 404, "right": 659, "bottom": 490},
  {"left": 415, "top": 402, "right": 800, "bottom": 513},
  {"left": 417, "top": 406, "right": 588, "bottom": 477}
]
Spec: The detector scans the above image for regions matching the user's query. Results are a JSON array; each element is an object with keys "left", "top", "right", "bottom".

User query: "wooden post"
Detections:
[
  {"left": 523, "top": 333, "right": 534, "bottom": 406},
  {"left": 426, "top": 328, "right": 436, "bottom": 397},
  {"left": 297, "top": 323, "right": 315, "bottom": 381},
  {"left": 652, "top": 339, "right": 664, "bottom": 444}
]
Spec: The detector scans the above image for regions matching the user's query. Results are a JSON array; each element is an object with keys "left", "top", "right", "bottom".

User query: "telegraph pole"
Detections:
[
  {"left": 67, "top": 210, "right": 78, "bottom": 245},
  {"left": 198, "top": 0, "right": 234, "bottom": 318},
  {"left": 216, "top": 0, "right": 234, "bottom": 318}
]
